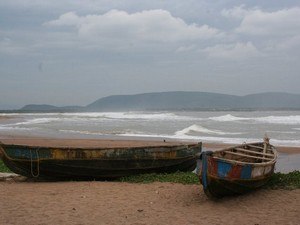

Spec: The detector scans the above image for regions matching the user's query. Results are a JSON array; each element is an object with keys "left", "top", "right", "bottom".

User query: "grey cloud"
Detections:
[
  {"left": 45, "top": 10, "right": 221, "bottom": 43},
  {"left": 0, "top": 1, "right": 300, "bottom": 108}
]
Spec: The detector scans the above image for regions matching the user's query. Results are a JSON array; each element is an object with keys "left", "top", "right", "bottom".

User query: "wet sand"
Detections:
[
  {"left": 1, "top": 136, "right": 300, "bottom": 154},
  {"left": 0, "top": 181, "right": 299, "bottom": 225},
  {"left": 0, "top": 137, "right": 195, "bottom": 148}
]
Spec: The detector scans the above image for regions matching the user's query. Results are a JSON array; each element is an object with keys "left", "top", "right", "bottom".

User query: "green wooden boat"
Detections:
[
  {"left": 0, "top": 141, "right": 202, "bottom": 180},
  {"left": 198, "top": 138, "right": 277, "bottom": 198}
]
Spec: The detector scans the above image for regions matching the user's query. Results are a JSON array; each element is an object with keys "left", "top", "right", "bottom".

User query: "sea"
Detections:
[
  {"left": 1, "top": 110, "right": 300, "bottom": 172},
  {"left": 0, "top": 110, "right": 300, "bottom": 146}
]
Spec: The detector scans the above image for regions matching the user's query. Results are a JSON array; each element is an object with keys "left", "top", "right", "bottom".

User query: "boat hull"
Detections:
[
  {"left": 199, "top": 148, "right": 276, "bottom": 198},
  {"left": 0, "top": 143, "right": 201, "bottom": 180},
  {"left": 203, "top": 175, "right": 273, "bottom": 198}
]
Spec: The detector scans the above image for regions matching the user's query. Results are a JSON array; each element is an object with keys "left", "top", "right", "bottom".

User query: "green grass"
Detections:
[
  {"left": 119, "top": 171, "right": 199, "bottom": 185},
  {"left": 119, "top": 170, "right": 300, "bottom": 190},
  {"left": 265, "top": 171, "right": 300, "bottom": 190},
  {"left": 0, "top": 158, "right": 299, "bottom": 189},
  {"left": 0, "top": 160, "right": 11, "bottom": 173}
]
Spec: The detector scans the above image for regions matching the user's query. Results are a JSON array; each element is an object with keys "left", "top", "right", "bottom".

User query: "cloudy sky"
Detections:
[{"left": 1, "top": 0, "right": 300, "bottom": 109}]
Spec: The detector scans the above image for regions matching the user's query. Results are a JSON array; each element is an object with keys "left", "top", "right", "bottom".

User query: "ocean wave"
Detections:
[
  {"left": 59, "top": 129, "right": 107, "bottom": 135},
  {"left": 118, "top": 132, "right": 300, "bottom": 147},
  {"left": 0, "top": 126, "right": 36, "bottom": 131},
  {"left": 269, "top": 139, "right": 300, "bottom": 146},
  {"left": 118, "top": 132, "right": 259, "bottom": 143},
  {"left": 209, "top": 114, "right": 249, "bottom": 122},
  {"left": 209, "top": 114, "right": 300, "bottom": 125},
  {"left": 1, "top": 112, "right": 198, "bottom": 121},
  {"left": 0, "top": 113, "right": 61, "bottom": 116},
  {"left": 64, "top": 112, "right": 197, "bottom": 121},
  {"left": 59, "top": 129, "right": 139, "bottom": 136},
  {"left": 175, "top": 124, "right": 241, "bottom": 136},
  {"left": 254, "top": 115, "right": 300, "bottom": 125},
  {"left": 267, "top": 130, "right": 297, "bottom": 134},
  {"left": 12, "top": 118, "right": 61, "bottom": 126}
]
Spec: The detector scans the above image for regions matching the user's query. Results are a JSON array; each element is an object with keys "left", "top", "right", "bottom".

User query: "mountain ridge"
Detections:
[{"left": 18, "top": 91, "right": 300, "bottom": 112}]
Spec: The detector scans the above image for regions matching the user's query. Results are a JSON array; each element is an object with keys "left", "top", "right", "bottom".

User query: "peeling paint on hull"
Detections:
[
  {"left": 0, "top": 142, "right": 202, "bottom": 180},
  {"left": 198, "top": 142, "right": 277, "bottom": 198}
]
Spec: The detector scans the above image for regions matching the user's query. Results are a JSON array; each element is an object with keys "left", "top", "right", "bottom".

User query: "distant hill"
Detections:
[
  {"left": 86, "top": 92, "right": 240, "bottom": 111},
  {"left": 19, "top": 104, "right": 84, "bottom": 112},
  {"left": 19, "top": 91, "right": 300, "bottom": 112}
]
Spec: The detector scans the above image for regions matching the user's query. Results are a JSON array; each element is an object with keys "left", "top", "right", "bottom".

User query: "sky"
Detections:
[{"left": 1, "top": 0, "right": 300, "bottom": 109}]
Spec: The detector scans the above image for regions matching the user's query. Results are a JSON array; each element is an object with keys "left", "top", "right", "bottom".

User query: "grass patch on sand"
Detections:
[
  {"left": 266, "top": 171, "right": 300, "bottom": 190},
  {"left": 119, "top": 171, "right": 199, "bottom": 185},
  {"left": 119, "top": 171, "right": 300, "bottom": 189},
  {"left": 0, "top": 160, "right": 11, "bottom": 173}
]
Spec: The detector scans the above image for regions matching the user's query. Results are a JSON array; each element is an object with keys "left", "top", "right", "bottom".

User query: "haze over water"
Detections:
[{"left": 1, "top": 110, "right": 300, "bottom": 147}]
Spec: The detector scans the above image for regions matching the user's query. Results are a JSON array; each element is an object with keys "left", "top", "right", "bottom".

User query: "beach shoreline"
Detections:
[
  {"left": 1, "top": 134, "right": 300, "bottom": 154},
  {"left": 1, "top": 134, "right": 299, "bottom": 173}
]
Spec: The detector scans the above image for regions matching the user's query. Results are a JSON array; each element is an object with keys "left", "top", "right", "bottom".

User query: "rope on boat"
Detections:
[{"left": 30, "top": 148, "right": 40, "bottom": 178}]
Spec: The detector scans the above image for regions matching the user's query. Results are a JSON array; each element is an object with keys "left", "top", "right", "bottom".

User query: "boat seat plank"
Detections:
[
  {"left": 247, "top": 145, "right": 264, "bottom": 150},
  {"left": 223, "top": 151, "right": 274, "bottom": 161},
  {"left": 212, "top": 156, "right": 274, "bottom": 165},
  {"left": 234, "top": 148, "right": 274, "bottom": 157}
]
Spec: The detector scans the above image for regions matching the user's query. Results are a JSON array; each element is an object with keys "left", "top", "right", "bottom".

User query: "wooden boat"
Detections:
[
  {"left": 0, "top": 141, "right": 202, "bottom": 180},
  {"left": 198, "top": 138, "right": 277, "bottom": 198}
]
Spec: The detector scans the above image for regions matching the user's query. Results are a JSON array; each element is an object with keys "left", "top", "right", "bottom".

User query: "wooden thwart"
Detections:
[
  {"left": 224, "top": 150, "right": 273, "bottom": 161},
  {"left": 212, "top": 156, "right": 273, "bottom": 165},
  {"left": 234, "top": 148, "right": 274, "bottom": 157}
]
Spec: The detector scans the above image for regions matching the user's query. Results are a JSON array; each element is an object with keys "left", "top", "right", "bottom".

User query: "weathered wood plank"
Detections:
[
  {"left": 224, "top": 151, "right": 274, "bottom": 161},
  {"left": 248, "top": 144, "right": 264, "bottom": 150},
  {"left": 234, "top": 148, "right": 274, "bottom": 157}
]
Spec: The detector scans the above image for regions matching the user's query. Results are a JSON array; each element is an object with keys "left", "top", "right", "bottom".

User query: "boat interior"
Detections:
[{"left": 213, "top": 143, "right": 276, "bottom": 164}]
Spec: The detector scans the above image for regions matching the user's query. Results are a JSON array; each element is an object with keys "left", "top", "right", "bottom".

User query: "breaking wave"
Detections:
[
  {"left": 0, "top": 126, "right": 35, "bottom": 131},
  {"left": 12, "top": 118, "right": 61, "bottom": 126},
  {"left": 175, "top": 124, "right": 241, "bottom": 136},
  {"left": 63, "top": 112, "right": 196, "bottom": 121},
  {"left": 209, "top": 114, "right": 249, "bottom": 122},
  {"left": 118, "top": 131, "right": 300, "bottom": 147},
  {"left": 209, "top": 114, "right": 300, "bottom": 125}
]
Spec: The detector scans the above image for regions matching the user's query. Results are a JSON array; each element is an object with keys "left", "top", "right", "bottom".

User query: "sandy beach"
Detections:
[
  {"left": 0, "top": 181, "right": 299, "bottom": 225},
  {"left": 1, "top": 136, "right": 300, "bottom": 154}
]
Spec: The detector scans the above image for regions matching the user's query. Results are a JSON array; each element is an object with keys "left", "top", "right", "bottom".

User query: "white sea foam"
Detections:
[
  {"left": 0, "top": 113, "right": 60, "bottom": 116},
  {"left": 12, "top": 118, "right": 61, "bottom": 126},
  {"left": 118, "top": 132, "right": 259, "bottom": 143},
  {"left": 1, "top": 111, "right": 299, "bottom": 147},
  {"left": 59, "top": 129, "right": 107, "bottom": 135},
  {"left": 118, "top": 132, "right": 170, "bottom": 139},
  {"left": 254, "top": 115, "right": 300, "bottom": 125},
  {"left": 209, "top": 114, "right": 300, "bottom": 125},
  {"left": 267, "top": 130, "right": 297, "bottom": 134},
  {"left": 0, "top": 126, "right": 36, "bottom": 131},
  {"left": 209, "top": 114, "right": 249, "bottom": 122},
  {"left": 269, "top": 139, "right": 300, "bottom": 146},
  {"left": 64, "top": 112, "right": 196, "bottom": 121},
  {"left": 1, "top": 112, "right": 197, "bottom": 122},
  {"left": 119, "top": 131, "right": 300, "bottom": 146},
  {"left": 175, "top": 124, "right": 241, "bottom": 136}
]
